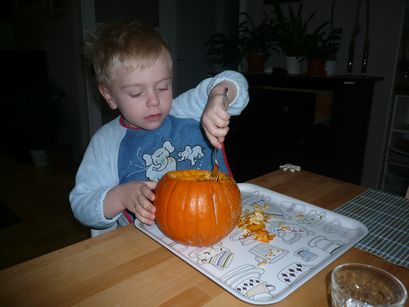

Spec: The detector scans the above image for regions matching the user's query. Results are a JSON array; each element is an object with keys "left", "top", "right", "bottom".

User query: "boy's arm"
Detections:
[
  {"left": 69, "top": 124, "right": 122, "bottom": 229},
  {"left": 170, "top": 70, "right": 249, "bottom": 120}
]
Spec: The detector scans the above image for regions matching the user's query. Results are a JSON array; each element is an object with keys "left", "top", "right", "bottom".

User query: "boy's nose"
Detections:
[{"left": 146, "top": 92, "right": 160, "bottom": 107}]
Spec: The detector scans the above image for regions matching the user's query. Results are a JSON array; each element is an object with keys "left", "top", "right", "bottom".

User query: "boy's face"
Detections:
[{"left": 99, "top": 57, "right": 173, "bottom": 130}]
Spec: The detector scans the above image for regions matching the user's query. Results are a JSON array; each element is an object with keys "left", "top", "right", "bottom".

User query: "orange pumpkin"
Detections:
[{"left": 154, "top": 169, "right": 241, "bottom": 247}]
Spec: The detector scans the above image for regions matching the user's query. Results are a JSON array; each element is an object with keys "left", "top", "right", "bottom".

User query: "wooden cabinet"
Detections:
[
  {"left": 225, "top": 73, "right": 383, "bottom": 183},
  {"left": 381, "top": 95, "right": 409, "bottom": 195}
]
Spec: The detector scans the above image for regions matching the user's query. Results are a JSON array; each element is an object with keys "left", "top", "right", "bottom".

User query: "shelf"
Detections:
[
  {"left": 387, "top": 161, "right": 409, "bottom": 169},
  {"left": 381, "top": 7, "right": 409, "bottom": 197},
  {"left": 395, "top": 83, "right": 409, "bottom": 95},
  {"left": 383, "top": 182, "right": 408, "bottom": 195},
  {"left": 392, "top": 126, "right": 409, "bottom": 133},
  {"left": 383, "top": 164, "right": 409, "bottom": 196},
  {"left": 381, "top": 94, "right": 409, "bottom": 196}
]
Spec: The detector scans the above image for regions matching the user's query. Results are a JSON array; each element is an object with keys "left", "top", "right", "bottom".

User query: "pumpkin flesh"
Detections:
[{"left": 154, "top": 170, "right": 241, "bottom": 247}]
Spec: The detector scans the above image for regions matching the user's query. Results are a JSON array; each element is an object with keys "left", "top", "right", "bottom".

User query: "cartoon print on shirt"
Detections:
[
  {"left": 177, "top": 145, "right": 204, "bottom": 165},
  {"left": 142, "top": 140, "right": 206, "bottom": 181},
  {"left": 143, "top": 140, "right": 177, "bottom": 181}
]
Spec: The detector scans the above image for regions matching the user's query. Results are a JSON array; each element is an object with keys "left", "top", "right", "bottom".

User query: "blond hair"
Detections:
[{"left": 85, "top": 21, "right": 173, "bottom": 87}]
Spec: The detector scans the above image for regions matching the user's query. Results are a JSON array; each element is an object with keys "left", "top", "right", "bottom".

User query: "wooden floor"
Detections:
[{"left": 0, "top": 153, "right": 89, "bottom": 270}]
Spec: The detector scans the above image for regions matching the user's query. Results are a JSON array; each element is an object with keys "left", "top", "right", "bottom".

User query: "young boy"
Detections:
[{"left": 70, "top": 21, "right": 249, "bottom": 231}]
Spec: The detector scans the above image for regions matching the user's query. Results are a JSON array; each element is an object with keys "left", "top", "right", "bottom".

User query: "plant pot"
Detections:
[
  {"left": 286, "top": 56, "right": 302, "bottom": 74},
  {"left": 325, "top": 60, "right": 337, "bottom": 76},
  {"left": 246, "top": 54, "right": 267, "bottom": 72},
  {"left": 306, "top": 58, "right": 326, "bottom": 76}
]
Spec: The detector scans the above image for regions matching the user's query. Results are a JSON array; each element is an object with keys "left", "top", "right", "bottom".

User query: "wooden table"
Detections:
[{"left": 0, "top": 170, "right": 407, "bottom": 306}]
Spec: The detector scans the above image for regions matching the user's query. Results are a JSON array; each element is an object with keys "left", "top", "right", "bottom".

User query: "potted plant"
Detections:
[
  {"left": 271, "top": 0, "right": 343, "bottom": 76},
  {"left": 17, "top": 79, "right": 65, "bottom": 166},
  {"left": 203, "top": 32, "right": 242, "bottom": 72},
  {"left": 236, "top": 12, "right": 279, "bottom": 72},
  {"left": 271, "top": 1, "right": 314, "bottom": 74},
  {"left": 304, "top": 25, "right": 343, "bottom": 76},
  {"left": 325, "top": 0, "right": 343, "bottom": 75},
  {"left": 204, "top": 11, "right": 278, "bottom": 72}
]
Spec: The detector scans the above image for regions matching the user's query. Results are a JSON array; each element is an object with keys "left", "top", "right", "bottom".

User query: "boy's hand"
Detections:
[
  {"left": 202, "top": 91, "right": 230, "bottom": 149},
  {"left": 104, "top": 181, "right": 157, "bottom": 225}
]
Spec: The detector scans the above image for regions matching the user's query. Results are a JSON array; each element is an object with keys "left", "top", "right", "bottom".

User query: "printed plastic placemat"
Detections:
[
  {"left": 134, "top": 183, "right": 368, "bottom": 305},
  {"left": 335, "top": 188, "right": 409, "bottom": 269}
]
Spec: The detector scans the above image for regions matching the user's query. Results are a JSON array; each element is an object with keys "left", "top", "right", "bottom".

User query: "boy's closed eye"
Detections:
[
  {"left": 156, "top": 86, "right": 169, "bottom": 92},
  {"left": 155, "top": 81, "right": 171, "bottom": 92},
  {"left": 129, "top": 92, "right": 143, "bottom": 98}
]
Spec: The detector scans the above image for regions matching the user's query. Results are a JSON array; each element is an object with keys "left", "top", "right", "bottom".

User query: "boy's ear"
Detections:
[{"left": 98, "top": 85, "right": 118, "bottom": 110}]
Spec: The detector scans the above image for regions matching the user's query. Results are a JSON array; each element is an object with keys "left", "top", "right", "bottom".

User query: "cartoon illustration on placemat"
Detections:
[
  {"left": 280, "top": 202, "right": 326, "bottom": 228},
  {"left": 221, "top": 264, "right": 276, "bottom": 302},
  {"left": 249, "top": 243, "right": 288, "bottom": 267},
  {"left": 280, "top": 201, "right": 306, "bottom": 216},
  {"left": 267, "top": 221, "right": 315, "bottom": 245},
  {"left": 296, "top": 210, "right": 326, "bottom": 227},
  {"left": 294, "top": 247, "right": 319, "bottom": 262},
  {"left": 229, "top": 229, "right": 257, "bottom": 246},
  {"left": 242, "top": 191, "right": 270, "bottom": 207},
  {"left": 277, "top": 263, "right": 313, "bottom": 285},
  {"left": 242, "top": 192, "right": 290, "bottom": 220},
  {"left": 142, "top": 223, "right": 189, "bottom": 252},
  {"left": 323, "top": 218, "right": 359, "bottom": 239},
  {"left": 308, "top": 235, "right": 344, "bottom": 254},
  {"left": 189, "top": 243, "right": 234, "bottom": 270}
]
